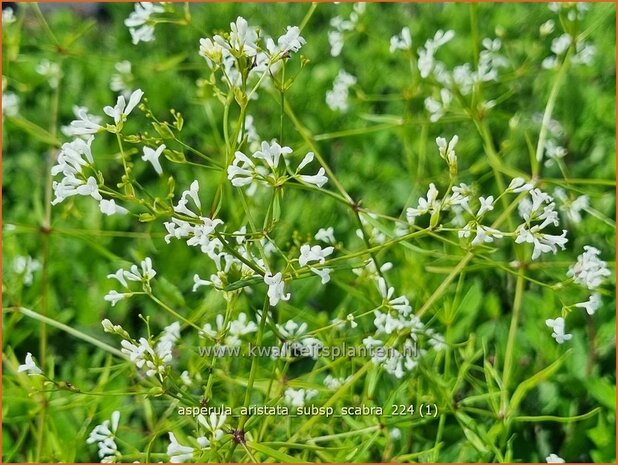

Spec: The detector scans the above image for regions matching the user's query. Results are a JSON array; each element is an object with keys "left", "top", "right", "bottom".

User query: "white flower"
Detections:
[
  {"left": 575, "top": 293, "right": 601, "bottom": 316},
  {"left": 470, "top": 224, "right": 503, "bottom": 246},
  {"left": 546, "top": 453, "right": 565, "bottom": 463},
  {"left": 110, "top": 60, "right": 133, "bottom": 97},
  {"left": 142, "top": 144, "right": 166, "bottom": 175},
  {"left": 199, "top": 37, "right": 224, "bottom": 65},
  {"left": 197, "top": 413, "right": 227, "bottom": 441},
  {"left": 567, "top": 246, "right": 611, "bottom": 290},
  {"left": 125, "top": 2, "right": 165, "bottom": 45},
  {"left": 540, "top": 20, "right": 555, "bottom": 36},
  {"left": 66, "top": 107, "right": 104, "bottom": 136},
  {"left": 515, "top": 226, "right": 568, "bottom": 260},
  {"left": 417, "top": 29, "right": 455, "bottom": 78},
  {"left": 101, "top": 319, "right": 129, "bottom": 338},
  {"left": 228, "top": 313, "right": 258, "bottom": 343},
  {"left": 121, "top": 337, "right": 154, "bottom": 369},
  {"left": 167, "top": 432, "right": 194, "bottom": 463},
  {"left": 264, "top": 272, "right": 291, "bottom": 306},
  {"left": 436, "top": 135, "right": 458, "bottom": 167},
  {"left": 326, "top": 70, "right": 357, "bottom": 112},
  {"left": 406, "top": 183, "right": 440, "bottom": 221},
  {"left": 377, "top": 277, "right": 412, "bottom": 316},
  {"left": 267, "top": 26, "right": 306, "bottom": 55},
  {"left": 424, "top": 88, "right": 451, "bottom": 122},
  {"left": 315, "top": 227, "right": 336, "bottom": 244},
  {"left": 2, "top": 91, "right": 19, "bottom": 117},
  {"left": 390, "top": 428, "right": 402, "bottom": 440},
  {"left": 99, "top": 199, "right": 129, "bottom": 216},
  {"left": 551, "top": 33, "right": 572, "bottom": 55},
  {"left": 103, "top": 89, "right": 144, "bottom": 125},
  {"left": 87, "top": 411, "right": 120, "bottom": 459},
  {"left": 477, "top": 196, "right": 494, "bottom": 217},
  {"left": 328, "top": 30, "right": 344, "bottom": 57},
  {"left": 180, "top": 370, "right": 192, "bottom": 386},
  {"left": 299, "top": 244, "right": 334, "bottom": 267},
  {"left": 36, "top": 60, "right": 62, "bottom": 89},
  {"left": 553, "top": 188, "right": 588, "bottom": 224},
  {"left": 507, "top": 177, "right": 534, "bottom": 193},
  {"left": 253, "top": 140, "right": 292, "bottom": 169},
  {"left": 310, "top": 267, "right": 332, "bottom": 284},
  {"left": 389, "top": 27, "right": 412, "bottom": 53},
  {"left": 13, "top": 256, "right": 41, "bottom": 286},
  {"left": 104, "top": 290, "right": 130, "bottom": 307},
  {"left": 228, "top": 150, "right": 257, "bottom": 187},
  {"left": 284, "top": 388, "right": 318, "bottom": 408},
  {"left": 214, "top": 16, "right": 258, "bottom": 57},
  {"left": 3, "top": 7, "right": 16, "bottom": 24},
  {"left": 324, "top": 374, "right": 344, "bottom": 389},
  {"left": 17, "top": 352, "right": 43, "bottom": 375},
  {"left": 545, "top": 317, "right": 572, "bottom": 344},
  {"left": 299, "top": 168, "right": 329, "bottom": 188}
]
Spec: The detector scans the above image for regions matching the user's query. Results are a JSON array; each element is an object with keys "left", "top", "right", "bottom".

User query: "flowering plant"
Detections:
[{"left": 3, "top": 2, "right": 615, "bottom": 463}]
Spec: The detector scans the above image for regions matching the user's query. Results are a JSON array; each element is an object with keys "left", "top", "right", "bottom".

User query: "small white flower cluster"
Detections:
[
  {"left": 323, "top": 374, "right": 351, "bottom": 390},
  {"left": 2, "top": 7, "right": 16, "bottom": 24},
  {"left": 315, "top": 227, "right": 336, "bottom": 244},
  {"left": 124, "top": 2, "right": 166, "bottom": 45},
  {"left": 67, "top": 88, "right": 143, "bottom": 137},
  {"left": 87, "top": 411, "right": 121, "bottom": 461},
  {"left": 2, "top": 89, "right": 19, "bottom": 117},
  {"left": 389, "top": 26, "right": 412, "bottom": 53},
  {"left": 417, "top": 29, "right": 455, "bottom": 79},
  {"left": 362, "top": 277, "right": 444, "bottom": 378},
  {"left": 142, "top": 144, "right": 166, "bottom": 175},
  {"left": 53, "top": 89, "right": 144, "bottom": 209},
  {"left": 284, "top": 387, "right": 318, "bottom": 408},
  {"left": 545, "top": 246, "right": 610, "bottom": 344},
  {"left": 104, "top": 257, "right": 157, "bottom": 306},
  {"left": 299, "top": 243, "right": 334, "bottom": 284},
  {"left": 325, "top": 69, "right": 357, "bottom": 112},
  {"left": 424, "top": 88, "right": 452, "bottom": 123},
  {"left": 166, "top": 183, "right": 278, "bottom": 301},
  {"left": 110, "top": 60, "right": 134, "bottom": 99},
  {"left": 13, "top": 255, "right": 41, "bottom": 286},
  {"left": 328, "top": 3, "right": 366, "bottom": 57},
  {"left": 17, "top": 352, "right": 43, "bottom": 375},
  {"left": 532, "top": 114, "right": 568, "bottom": 166},
  {"left": 355, "top": 212, "right": 387, "bottom": 245},
  {"left": 546, "top": 452, "right": 565, "bottom": 463},
  {"left": 416, "top": 32, "right": 508, "bottom": 121},
  {"left": 515, "top": 188, "right": 568, "bottom": 260},
  {"left": 407, "top": 161, "right": 562, "bottom": 257},
  {"left": 567, "top": 246, "right": 611, "bottom": 291},
  {"left": 545, "top": 317, "right": 572, "bottom": 344},
  {"left": 198, "top": 17, "right": 305, "bottom": 96},
  {"left": 228, "top": 141, "right": 328, "bottom": 191},
  {"left": 568, "top": 246, "right": 610, "bottom": 316},
  {"left": 275, "top": 320, "right": 323, "bottom": 359},
  {"left": 164, "top": 180, "right": 224, "bottom": 252},
  {"left": 36, "top": 59, "right": 62, "bottom": 89},
  {"left": 103, "top": 319, "right": 179, "bottom": 380},
  {"left": 553, "top": 187, "right": 588, "bottom": 224},
  {"left": 542, "top": 32, "right": 595, "bottom": 70},
  {"left": 61, "top": 106, "right": 102, "bottom": 139},
  {"left": 166, "top": 414, "right": 226, "bottom": 463},
  {"left": 50, "top": 136, "right": 102, "bottom": 206},
  {"left": 200, "top": 312, "right": 258, "bottom": 347}
]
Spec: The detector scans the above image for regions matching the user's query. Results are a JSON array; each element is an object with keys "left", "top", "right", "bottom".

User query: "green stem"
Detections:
[
  {"left": 500, "top": 266, "right": 525, "bottom": 417},
  {"left": 13, "top": 307, "right": 126, "bottom": 359}
]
